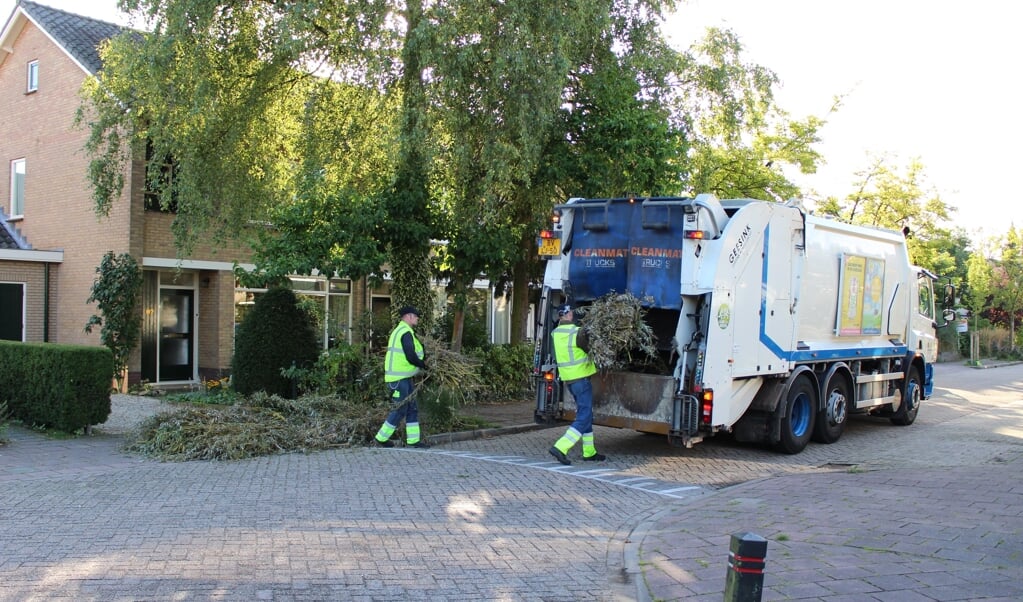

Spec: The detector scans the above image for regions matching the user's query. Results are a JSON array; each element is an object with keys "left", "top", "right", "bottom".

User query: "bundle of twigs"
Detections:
[
  {"left": 124, "top": 393, "right": 381, "bottom": 461},
  {"left": 578, "top": 292, "right": 657, "bottom": 371},
  {"left": 415, "top": 335, "right": 485, "bottom": 405}
]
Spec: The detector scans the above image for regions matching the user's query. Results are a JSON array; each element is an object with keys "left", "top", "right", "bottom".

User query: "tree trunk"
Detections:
[
  {"left": 451, "top": 307, "right": 465, "bottom": 353},
  {"left": 510, "top": 233, "right": 535, "bottom": 343}
]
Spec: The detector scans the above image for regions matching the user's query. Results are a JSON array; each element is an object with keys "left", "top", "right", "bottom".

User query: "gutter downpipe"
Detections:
[{"left": 43, "top": 263, "right": 50, "bottom": 342}]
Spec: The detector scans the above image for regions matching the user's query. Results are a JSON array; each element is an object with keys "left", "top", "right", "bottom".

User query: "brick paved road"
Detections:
[{"left": 1, "top": 362, "right": 1020, "bottom": 600}]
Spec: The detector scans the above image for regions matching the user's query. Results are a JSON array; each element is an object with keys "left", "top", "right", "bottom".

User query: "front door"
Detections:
[{"left": 160, "top": 289, "right": 195, "bottom": 381}]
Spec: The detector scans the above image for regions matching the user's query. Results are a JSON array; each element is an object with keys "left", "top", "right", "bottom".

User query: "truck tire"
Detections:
[
  {"left": 812, "top": 372, "right": 849, "bottom": 444},
  {"left": 890, "top": 366, "right": 921, "bottom": 426},
  {"left": 775, "top": 376, "right": 817, "bottom": 454}
]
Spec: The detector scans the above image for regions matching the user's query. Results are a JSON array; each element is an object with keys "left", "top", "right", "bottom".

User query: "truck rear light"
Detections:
[
  {"left": 685, "top": 230, "right": 706, "bottom": 240},
  {"left": 544, "top": 371, "right": 555, "bottom": 381},
  {"left": 701, "top": 389, "right": 713, "bottom": 424},
  {"left": 539, "top": 230, "right": 557, "bottom": 239}
]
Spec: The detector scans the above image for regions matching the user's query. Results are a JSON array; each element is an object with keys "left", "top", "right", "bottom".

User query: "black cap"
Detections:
[
  {"left": 399, "top": 306, "right": 420, "bottom": 317},
  {"left": 557, "top": 304, "right": 572, "bottom": 316}
]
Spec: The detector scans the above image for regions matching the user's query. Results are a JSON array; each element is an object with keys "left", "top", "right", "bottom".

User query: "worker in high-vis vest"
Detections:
[
  {"left": 374, "top": 306, "right": 430, "bottom": 448},
  {"left": 548, "top": 304, "right": 607, "bottom": 465}
]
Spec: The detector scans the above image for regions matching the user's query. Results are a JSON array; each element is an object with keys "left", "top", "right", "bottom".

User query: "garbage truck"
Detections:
[{"left": 532, "top": 194, "right": 956, "bottom": 453}]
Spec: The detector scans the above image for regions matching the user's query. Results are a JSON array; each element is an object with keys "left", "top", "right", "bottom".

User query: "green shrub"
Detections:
[
  {"left": 432, "top": 304, "right": 489, "bottom": 351},
  {"left": 0, "top": 400, "right": 8, "bottom": 444},
  {"left": 285, "top": 342, "right": 384, "bottom": 401},
  {"left": 0, "top": 340, "right": 113, "bottom": 432},
  {"left": 232, "top": 287, "right": 320, "bottom": 398},
  {"left": 471, "top": 342, "right": 534, "bottom": 402}
]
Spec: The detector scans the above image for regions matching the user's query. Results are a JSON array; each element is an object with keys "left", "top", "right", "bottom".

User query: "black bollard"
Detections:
[{"left": 724, "top": 532, "right": 767, "bottom": 602}]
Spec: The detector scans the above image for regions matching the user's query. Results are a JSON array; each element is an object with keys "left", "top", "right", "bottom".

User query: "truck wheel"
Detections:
[
  {"left": 891, "top": 367, "right": 921, "bottom": 426},
  {"left": 812, "top": 373, "right": 849, "bottom": 444},
  {"left": 776, "top": 376, "right": 817, "bottom": 454}
]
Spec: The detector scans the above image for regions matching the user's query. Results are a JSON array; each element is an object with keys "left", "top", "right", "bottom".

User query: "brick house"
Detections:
[{"left": 0, "top": 1, "right": 516, "bottom": 388}]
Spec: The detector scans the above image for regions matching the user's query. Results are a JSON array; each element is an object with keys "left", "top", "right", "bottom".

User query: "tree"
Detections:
[
  {"left": 81, "top": 0, "right": 415, "bottom": 297},
  {"left": 232, "top": 287, "right": 320, "bottom": 397},
  {"left": 816, "top": 155, "right": 958, "bottom": 276},
  {"left": 246, "top": 83, "right": 398, "bottom": 286},
  {"left": 85, "top": 251, "right": 143, "bottom": 392},
  {"left": 427, "top": 0, "right": 612, "bottom": 350},
  {"left": 384, "top": 0, "right": 436, "bottom": 329},
  {"left": 988, "top": 227, "right": 1023, "bottom": 347},
  {"left": 81, "top": 1, "right": 830, "bottom": 351},
  {"left": 678, "top": 28, "right": 826, "bottom": 200}
]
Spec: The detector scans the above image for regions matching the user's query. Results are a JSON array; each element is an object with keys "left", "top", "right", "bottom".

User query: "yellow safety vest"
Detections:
[
  {"left": 384, "top": 321, "right": 424, "bottom": 383},
  {"left": 551, "top": 324, "right": 596, "bottom": 381}
]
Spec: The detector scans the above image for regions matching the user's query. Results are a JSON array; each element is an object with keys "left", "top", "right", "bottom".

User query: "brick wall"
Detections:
[
  {"left": 0, "top": 18, "right": 256, "bottom": 381},
  {"left": 0, "top": 21, "right": 131, "bottom": 348}
]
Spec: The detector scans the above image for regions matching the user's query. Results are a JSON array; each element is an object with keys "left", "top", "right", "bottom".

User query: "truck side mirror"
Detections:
[
  {"left": 943, "top": 284, "right": 956, "bottom": 309},
  {"left": 942, "top": 309, "right": 956, "bottom": 325}
]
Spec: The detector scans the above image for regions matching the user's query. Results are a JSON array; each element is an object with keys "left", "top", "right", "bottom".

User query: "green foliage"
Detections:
[
  {"left": 0, "top": 400, "right": 8, "bottom": 444},
  {"left": 284, "top": 342, "right": 385, "bottom": 403},
  {"left": 679, "top": 28, "right": 825, "bottom": 200},
  {"left": 967, "top": 242, "right": 995, "bottom": 314},
  {"left": 984, "top": 227, "right": 1023, "bottom": 346},
  {"left": 817, "top": 155, "right": 958, "bottom": 274},
  {"left": 432, "top": 301, "right": 490, "bottom": 352},
  {"left": 164, "top": 380, "right": 239, "bottom": 406},
  {"left": 0, "top": 341, "right": 113, "bottom": 432},
  {"left": 84, "top": 251, "right": 143, "bottom": 391},
  {"left": 550, "top": 35, "right": 686, "bottom": 198},
  {"left": 82, "top": 0, "right": 831, "bottom": 354},
  {"left": 232, "top": 287, "right": 320, "bottom": 398},
  {"left": 389, "top": 247, "right": 435, "bottom": 332},
  {"left": 470, "top": 343, "right": 534, "bottom": 402},
  {"left": 246, "top": 83, "right": 397, "bottom": 284},
  {"left": 971, "top": 328, "right": 1023, "bottom": 360}
]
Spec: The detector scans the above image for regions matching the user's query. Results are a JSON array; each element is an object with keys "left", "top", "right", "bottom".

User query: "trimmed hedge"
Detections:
[
  {"left": 0, "top": 340, "right": 113, "bottom": 432},
  {"left": 232, "top": 287, "right": 321, "bottom": 398}
]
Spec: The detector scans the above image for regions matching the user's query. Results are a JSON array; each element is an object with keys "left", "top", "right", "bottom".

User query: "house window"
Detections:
[
  {"left": 144, "top": 139, "right": 177, "bottom": 212},
  {"left": 10, "top": 159, "right": 25, "bottom": 218},
  {"left": 233, "top": 276, "right": 353, "bottom": 349},
  {"left": 26, "top": 60, "right": 38, "bottom": 93}
]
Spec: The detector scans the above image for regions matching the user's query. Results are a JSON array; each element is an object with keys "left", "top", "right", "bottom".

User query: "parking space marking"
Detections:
[{"left": 421, "top": 449, "right": 708, "bottom": 499}]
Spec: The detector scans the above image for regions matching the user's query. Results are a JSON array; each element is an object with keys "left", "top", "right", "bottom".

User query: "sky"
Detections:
[{"left": 4, "top": 0, "right": 1019, "bottom": 239}]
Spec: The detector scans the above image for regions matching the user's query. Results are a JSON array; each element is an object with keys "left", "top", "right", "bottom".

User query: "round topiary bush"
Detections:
[{"left": 232, "top": 287, "right": 321, "bottom": 398}]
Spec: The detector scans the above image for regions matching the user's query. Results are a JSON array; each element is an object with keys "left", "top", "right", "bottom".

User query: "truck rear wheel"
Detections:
[
  {"left": 890, "top": 366, "right": 921, "bottom": 426},
  {"left": 812, "top": 372, "right": 849, "bottom": 444},
  {"left": 775, "top": 376, "right": 817, "bottom": 454}
]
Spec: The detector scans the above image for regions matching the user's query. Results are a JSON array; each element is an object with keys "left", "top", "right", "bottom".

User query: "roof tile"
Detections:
[{"left": 19, "top": 0, "right": 127, "bottom": 74}]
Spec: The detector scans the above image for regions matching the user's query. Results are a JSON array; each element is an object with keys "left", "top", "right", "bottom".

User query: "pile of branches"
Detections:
[
  {"left": 124, "top": 392, "right": 381, "bottom": 461},
  {"left": 578, "top": 292, "right": 657, "bottom": 371},
  {"left": 125, "top": 339, "right": 489, "bottom": 462},
  {"left": 417, "top": 335, "right": 485, "bottom": 405}
]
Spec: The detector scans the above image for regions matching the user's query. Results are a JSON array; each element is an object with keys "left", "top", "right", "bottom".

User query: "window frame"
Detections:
[
  {"left": 10, "top": 158, "right": 25, "bottom": 219},
  {"left": 143, "top": 139, "right": 178, "bottom": 213},
  {"left": 26, "top": 60, "right": 38, "bottom": 93}
]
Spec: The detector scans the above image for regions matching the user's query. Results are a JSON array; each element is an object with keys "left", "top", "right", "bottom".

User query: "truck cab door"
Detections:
[{"left": 912, "top": 273, "right": 939, "bottom": 363}]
